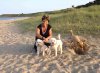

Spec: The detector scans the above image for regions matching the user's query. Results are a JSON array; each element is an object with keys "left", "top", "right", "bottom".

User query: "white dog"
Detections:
[
  {"left": 36, "top": 39, "right": 51, "bottom": 56},
  {"left": 49, "top": 34, "right": 63, "bottom": 56}
]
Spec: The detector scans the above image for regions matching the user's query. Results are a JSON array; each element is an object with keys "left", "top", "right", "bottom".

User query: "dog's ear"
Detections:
[
  {"left": 54, "top": 39, "right": 57, "bottom": 44},
  {"left": 48, "top": 38, "right": 53, "bottom": 43}
]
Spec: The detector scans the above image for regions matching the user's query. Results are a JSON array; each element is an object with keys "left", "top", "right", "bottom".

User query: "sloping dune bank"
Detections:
[{"left": 0, "top": 21, "right": 100, "bottom": 73}]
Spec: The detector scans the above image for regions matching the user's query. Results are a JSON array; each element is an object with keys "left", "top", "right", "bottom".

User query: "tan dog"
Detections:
[{"left": 69, "top": 30, "right": 89, "bottom": 54}]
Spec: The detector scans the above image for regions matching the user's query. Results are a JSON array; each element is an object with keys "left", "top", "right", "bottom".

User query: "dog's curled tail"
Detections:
[{"left": 57, "top": 34, "right": 61, "bottom": 40}]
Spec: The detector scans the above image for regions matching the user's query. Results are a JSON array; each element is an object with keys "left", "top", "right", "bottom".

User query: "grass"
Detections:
[{"left": 16, "top": 5, "right": 100, "bottom": 37}]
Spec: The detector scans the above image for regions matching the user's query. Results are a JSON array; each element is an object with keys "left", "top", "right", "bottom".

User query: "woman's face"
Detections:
[{"left": 42, "top": 20, "right": 48, "bottom": 26}]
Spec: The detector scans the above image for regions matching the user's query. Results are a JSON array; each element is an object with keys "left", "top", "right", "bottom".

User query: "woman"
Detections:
[{"left": 34, "top": 15, "right": 52, "bottom": 52}]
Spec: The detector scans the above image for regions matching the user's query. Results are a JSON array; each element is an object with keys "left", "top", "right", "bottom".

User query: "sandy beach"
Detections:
[
  {"left": 0, "top": 20, "right": 100, "bottom": 73},
  {"left": 0, "top": 17, "right": 29, "bottom": 24}
]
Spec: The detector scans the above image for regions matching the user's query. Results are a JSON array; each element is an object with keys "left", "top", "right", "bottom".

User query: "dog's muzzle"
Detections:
[{"left": 51, "top": 42, "right": 54, "bottom": 46}]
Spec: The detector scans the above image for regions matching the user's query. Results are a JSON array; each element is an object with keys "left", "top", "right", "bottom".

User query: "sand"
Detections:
[
  {"left": 0, "top": 20, "right": 100, "bottom": 73},
  {"left": 0, "top": 17, "right": 29, "bottom": 24}
]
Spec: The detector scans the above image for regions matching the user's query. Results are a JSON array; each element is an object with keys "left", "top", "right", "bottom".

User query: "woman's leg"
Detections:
[
  {"left": 44, "top": 42, "right": 51, "bottom": 47},
  {"left": 33, "top": 42, "right": 37, "bottom": 52}
]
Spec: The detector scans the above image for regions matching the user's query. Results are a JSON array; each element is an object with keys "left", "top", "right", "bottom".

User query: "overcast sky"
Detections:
[{"left": 0, "top": 0, "right": 94, "bottom": 15}]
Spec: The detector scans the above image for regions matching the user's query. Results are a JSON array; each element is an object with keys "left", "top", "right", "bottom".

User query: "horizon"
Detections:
[{"left": 0, "top": 0, "right": 94, "bottom": 15}]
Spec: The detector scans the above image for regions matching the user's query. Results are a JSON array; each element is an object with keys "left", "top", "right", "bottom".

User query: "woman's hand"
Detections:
[{"left": 43, "top": 38, "right": 48, "bottom": 42}]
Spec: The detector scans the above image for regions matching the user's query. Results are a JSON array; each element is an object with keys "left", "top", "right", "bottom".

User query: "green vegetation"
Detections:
[{"left": 16, "top": 5, "right": 100, "bottom": 37}]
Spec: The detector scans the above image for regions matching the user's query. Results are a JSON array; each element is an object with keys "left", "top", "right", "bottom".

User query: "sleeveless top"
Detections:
[{"left": 35, "top": 24, "right": 52, "bottom": 40}]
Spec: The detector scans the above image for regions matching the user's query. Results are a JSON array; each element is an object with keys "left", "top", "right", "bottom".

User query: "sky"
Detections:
[{"left": 0, "top": 0, "right": 94, "bottom": 15}]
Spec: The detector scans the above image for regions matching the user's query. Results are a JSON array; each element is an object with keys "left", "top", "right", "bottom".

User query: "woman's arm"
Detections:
[
  {"left": 47, "top": 28, "right": 52, "bottom": 39},
  {"left": 35, "top": 28, "right": 43, "bottom": 39}
]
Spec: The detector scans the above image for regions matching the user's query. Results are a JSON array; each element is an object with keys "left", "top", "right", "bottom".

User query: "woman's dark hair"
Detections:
[{"left": 42, "top": 15, "right": 50, "bottom": 22}]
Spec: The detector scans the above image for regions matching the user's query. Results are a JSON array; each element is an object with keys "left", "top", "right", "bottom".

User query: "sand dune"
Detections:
[{"left": 0, "top": 21, "right": 100, "bottom": 73}]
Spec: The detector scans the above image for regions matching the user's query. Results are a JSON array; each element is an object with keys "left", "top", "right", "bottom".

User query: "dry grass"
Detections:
[{"left": 15, "top": 5, "right": 100, "bottom": 37}]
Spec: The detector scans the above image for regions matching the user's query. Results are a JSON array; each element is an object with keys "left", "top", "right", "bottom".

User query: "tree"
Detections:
[{"left": 95, "top": 0, "right": 100, "bottom": 4}]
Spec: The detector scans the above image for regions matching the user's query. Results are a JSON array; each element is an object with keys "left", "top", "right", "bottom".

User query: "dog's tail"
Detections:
[{"left": 57, "top": 34, "right": 61, "bottom": 40}]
